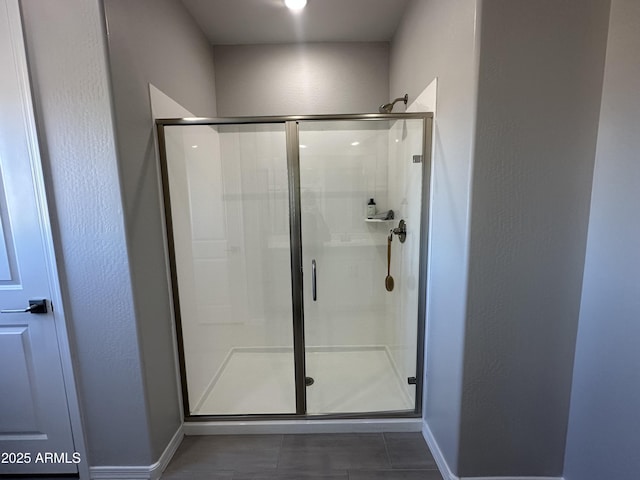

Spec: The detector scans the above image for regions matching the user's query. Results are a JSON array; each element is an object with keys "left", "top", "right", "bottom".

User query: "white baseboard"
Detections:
[
  {"left": 90, "top": 425, "right": 184, "bottom": 480},
  {"left": 185, "top": 418, "right": 422, "bottom": 435},
  {"left": 422, "top": 419, "right": 458, "bottom": 480},
  {"left": 462, "top": 477, "right": 565, "bottom": 480},
  {"left": 421, "top": 420, "right": 564, "bottom": 480}
]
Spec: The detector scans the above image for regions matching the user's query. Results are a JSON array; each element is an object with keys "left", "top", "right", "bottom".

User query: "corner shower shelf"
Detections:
[{"left": 365, "top": 218, "right": 395, "bottom": 223}]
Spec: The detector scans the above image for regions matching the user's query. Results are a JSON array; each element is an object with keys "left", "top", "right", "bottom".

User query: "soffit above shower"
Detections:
[{"left": 180, "top": 0, "right": 409, "bottom": 45}]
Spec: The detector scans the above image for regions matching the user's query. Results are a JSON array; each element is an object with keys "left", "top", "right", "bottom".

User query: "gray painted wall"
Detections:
[
  {"left": 20, "top": 0, "right": 153, "bottom": 466},
  {"left": 564, "top": 0, "right": 640, "bottom": 478},
  {"left": 22, "top": 0, "right": 218, "bottom": 466},
  {"left": 389, "top": 0, "right": 480, "bottom": 472},
  {"left": 213, "top": 42, "right": 388, "bottom": 116},
  {"left": 21, "top": 1, "right": 628, "bottom": 474},
  {"left": 460, "top": 0, "right": 611, "bottom": 476},
  {"left": 102, "top": 0, "right": 218, "bottom": 461}
]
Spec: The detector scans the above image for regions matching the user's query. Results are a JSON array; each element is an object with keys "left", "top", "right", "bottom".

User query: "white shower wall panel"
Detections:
[
  {"left": 166, "top": 124, "right": 295, "bottom": 410},
  {"left": 165, "top": 125, "right": 217, "bottom": 402},
  {"left": 298, "top": 126, "right": 392, "bottom": 348}
]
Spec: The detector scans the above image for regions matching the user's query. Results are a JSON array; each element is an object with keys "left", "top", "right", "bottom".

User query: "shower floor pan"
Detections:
[{"left": 192, "top": 346, "right": 414, "bottom": 416}]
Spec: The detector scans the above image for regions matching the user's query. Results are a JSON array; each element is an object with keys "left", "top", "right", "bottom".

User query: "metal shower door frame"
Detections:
[{"left": 156, "top": 112, "right": 433, "bottom": 421}]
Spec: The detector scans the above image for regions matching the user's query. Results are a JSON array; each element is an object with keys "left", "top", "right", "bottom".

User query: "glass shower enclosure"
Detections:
[{"left": 156, "top": 113, "right": 432, "bottom": 419}]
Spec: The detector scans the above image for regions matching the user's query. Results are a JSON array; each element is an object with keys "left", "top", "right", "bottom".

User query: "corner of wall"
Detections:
[
  {"left": 459, "top": 0, "right": 612, "bottom": 475},
  {"left": 21, "top": 0, "right": 155, "bottom": 466},
  {"left": 102, "top": 0, "right": 221, "bottom": 462}
]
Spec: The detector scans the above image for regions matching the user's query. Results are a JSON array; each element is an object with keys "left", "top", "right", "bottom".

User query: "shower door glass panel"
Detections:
[
  {"left": 298, "top": 119, "right": 424, "bottom": 414},
  {"left": 163, "top": 123, "right": 295, "bottom": 415}
]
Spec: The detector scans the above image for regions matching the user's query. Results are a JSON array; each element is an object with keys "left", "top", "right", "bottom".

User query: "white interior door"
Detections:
[{"left": 0, "top": 0, "right": 77, "bottom": 474}]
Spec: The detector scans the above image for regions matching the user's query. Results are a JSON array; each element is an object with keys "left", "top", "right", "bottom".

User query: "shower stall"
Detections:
[{"left": 156, "top": 113, "right": 432, "bottom": 420}]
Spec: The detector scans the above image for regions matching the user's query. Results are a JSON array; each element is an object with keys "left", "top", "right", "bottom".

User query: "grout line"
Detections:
[
  {"left": 381, "top": 431, "right": 393, "bottom": 469},
  {"left": 275, "top": 432, "right": 285, "bottom": 469}
]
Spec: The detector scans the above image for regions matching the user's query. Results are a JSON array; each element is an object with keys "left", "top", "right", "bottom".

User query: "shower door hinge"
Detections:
[
  {"left": 407, "top": 376, "right": 417, "bottom": 385},
  {"left": 412, "top": 155, "right": 422, "bottom": 163}
]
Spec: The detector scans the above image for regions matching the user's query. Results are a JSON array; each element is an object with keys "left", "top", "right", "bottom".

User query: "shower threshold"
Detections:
[{"left": 190, "top": 345, "right": 414, "bottom": 417}]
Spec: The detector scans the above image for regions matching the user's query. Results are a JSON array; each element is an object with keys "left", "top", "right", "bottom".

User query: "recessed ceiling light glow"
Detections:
[
  {"left": 351, "top": 141, "right": 360, "bottom": 146},
  {"left": 284, "top": 0, "right": 307, "bottom": 11}
]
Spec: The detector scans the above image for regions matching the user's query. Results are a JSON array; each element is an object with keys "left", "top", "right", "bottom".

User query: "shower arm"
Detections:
[
  {"left": 379, "top": 94, "right": 409, "bottom": 113},
  {"left": 390, "top": 94, "right": 408, "bottom": 107}
]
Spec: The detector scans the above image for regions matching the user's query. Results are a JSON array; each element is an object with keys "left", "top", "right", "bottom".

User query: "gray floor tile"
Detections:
[
  {"left": 165, "top": 435, "right": 283, "bottom": 472},
  {"left": 383, "top": 432, "right": 437, "bottom": 469},
  {"left": 348, "top": 470, "right": 444, "bottom": 480},
  {"left": 277, "top": 433, "right": 390, "bottom": 470},
  {"left": 161, "top": 470, "right": 234, "bottom": 479},
  {"left": 233, "top": 472, "right": 348, "bottom": 479}
]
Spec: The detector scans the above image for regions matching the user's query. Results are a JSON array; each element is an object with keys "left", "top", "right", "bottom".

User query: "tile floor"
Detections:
[{"left": 161, "top": 432, "right": 444, "bottom": 479}]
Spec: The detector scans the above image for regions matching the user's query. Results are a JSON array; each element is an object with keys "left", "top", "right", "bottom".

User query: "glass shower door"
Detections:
[
  {"left": 161, "top": 123, "right": 296, "bottom": 416},
  {"left": 298, "top": 119, "right": 425, "bottom": 415}
]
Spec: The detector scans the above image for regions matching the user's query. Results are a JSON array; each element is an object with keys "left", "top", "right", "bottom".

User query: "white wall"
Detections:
[
  {"left": 20, "top": 0, "right": 153, "bottom": 466},
  {"left": 390, "top": 0, "right": 480, "bottom": 471},
  {"left": 460, "top": 0, "right": 610, "bottom": 476},
  {"left": 564, "top": 1, "right": 640, "bottom": 478},
  {"left": 213, "top": 42, "right": 389, "bottom": 116}
]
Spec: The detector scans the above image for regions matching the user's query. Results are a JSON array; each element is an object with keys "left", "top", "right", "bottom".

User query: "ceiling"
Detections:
[{"left": 181, "top": 0, "right": 410, "bottom": 45}]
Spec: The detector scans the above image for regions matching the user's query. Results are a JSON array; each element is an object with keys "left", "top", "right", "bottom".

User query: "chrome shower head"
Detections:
[{"left": 379, "top": 94, "right": 408, "bottom": 113}]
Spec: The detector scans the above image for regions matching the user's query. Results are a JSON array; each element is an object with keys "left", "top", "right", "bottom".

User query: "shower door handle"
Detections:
[{"left": 311, "top": 259, "right": 317, "bottom": 301}]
